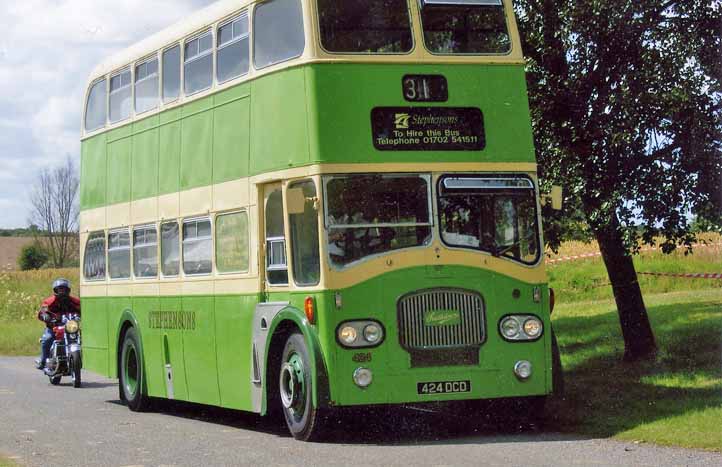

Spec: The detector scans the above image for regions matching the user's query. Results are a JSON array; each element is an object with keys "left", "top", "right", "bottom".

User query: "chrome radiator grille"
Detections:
[{"left": 397, "top": 288, "right": 485, "bottom": 350}]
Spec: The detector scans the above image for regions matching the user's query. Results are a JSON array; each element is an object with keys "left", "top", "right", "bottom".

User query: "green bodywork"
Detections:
[{"left": 81, "top": 62, "right": 549, "bottom": 413}]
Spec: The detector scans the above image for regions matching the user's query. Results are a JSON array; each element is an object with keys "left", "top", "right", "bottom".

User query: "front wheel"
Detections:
[
  {"left": 49, "top": 375, "right": 61, "bottom": 385},
  {"left": 71, "top": 351, "right": 82, "bottom": 388},
  {"left": 279, "top": 332, "right": 326, "bottom": 441},
  {"left": 120, "top": 327, "right": 151, "bottom": 411}
]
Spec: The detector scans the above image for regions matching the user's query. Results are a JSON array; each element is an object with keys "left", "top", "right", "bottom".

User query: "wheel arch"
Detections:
[
  {"left": 262, "top": 308, "right": 330, "bottom": 416},
  {"left": 115, "top": 309, "right": 146, "bottom": 399}
]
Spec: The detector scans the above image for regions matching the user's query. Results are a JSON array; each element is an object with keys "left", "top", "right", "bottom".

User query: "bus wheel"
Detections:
[
  {"left": 551, "top": 328, "right": 565, "bottom": 397},
  {"left": 120, "top": 327, "right": 151, "bottom": 412},
  {"left": 279, "top": 332, "right": 325, "bottom": 441}
]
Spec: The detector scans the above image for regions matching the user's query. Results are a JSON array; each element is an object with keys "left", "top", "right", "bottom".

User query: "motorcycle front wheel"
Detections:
[
  {"left": 49, "top": 375, "right": 61, "bottom": 385},
  {"left": 71, "top": 351, "right": 82, "bottom": 388}
]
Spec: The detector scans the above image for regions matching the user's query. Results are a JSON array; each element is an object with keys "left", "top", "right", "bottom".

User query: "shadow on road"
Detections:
[{"left": 107, "top": 397, "right": 582, "bottom": 446}]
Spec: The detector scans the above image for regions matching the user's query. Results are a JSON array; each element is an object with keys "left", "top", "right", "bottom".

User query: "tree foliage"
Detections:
[
  {"left": 18, "top": 244, "right": 48, "bottom": 271},
  {"left": 515, "top": 0, "right": 721, "bottom": 360}
]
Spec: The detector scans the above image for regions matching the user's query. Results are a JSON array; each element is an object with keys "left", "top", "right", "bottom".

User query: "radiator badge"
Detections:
[{"left": 424, "top": 309, "right": 461, "bottom": 327}]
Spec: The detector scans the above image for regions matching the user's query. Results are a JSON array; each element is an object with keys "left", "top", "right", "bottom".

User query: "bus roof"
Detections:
[{"left": 88, "top": 0, "right": 254, "bottom": 85}]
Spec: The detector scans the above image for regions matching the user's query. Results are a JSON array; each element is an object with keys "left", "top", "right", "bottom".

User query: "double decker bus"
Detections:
[{"left": 79, "top": 0, "right": 562, "bottom": 440}]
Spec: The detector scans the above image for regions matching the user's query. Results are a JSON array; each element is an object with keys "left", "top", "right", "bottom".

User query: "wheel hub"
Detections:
[{"left": 280, "top": 354, "right": 304, "bottom": 410}]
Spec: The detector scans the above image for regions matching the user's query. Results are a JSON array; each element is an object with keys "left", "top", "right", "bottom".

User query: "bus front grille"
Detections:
[{"left": 397, "top": 288, "right": 485, "bottom": 351}]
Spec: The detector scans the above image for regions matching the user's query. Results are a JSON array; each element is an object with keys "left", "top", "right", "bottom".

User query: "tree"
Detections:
[
  {"left": 18, "top": 243, "right": 48, "bottom": 271},
  {"left": 29, "top": 157, "right": 80, "bottom": 268},
  {"left": 515, "top": 1, "right": 722, "bottom": 361}
]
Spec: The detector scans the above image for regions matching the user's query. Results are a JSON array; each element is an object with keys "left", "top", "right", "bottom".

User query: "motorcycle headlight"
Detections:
[{"left": 65, "top": 320, "right": 79, "bottom": 334}]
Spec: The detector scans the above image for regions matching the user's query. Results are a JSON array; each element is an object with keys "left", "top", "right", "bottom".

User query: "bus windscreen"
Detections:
[{"left": 420, "top": 1, "right": 510, "bottom": 54}]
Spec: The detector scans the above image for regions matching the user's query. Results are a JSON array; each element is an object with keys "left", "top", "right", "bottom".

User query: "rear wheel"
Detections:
[
  {"left": 71, "top": 351, "right": 82, "bottom": 388},
  {"left": 279, "top": 332, "right": 326, "bottom": 441},
  {"left": 120, "top": 327, "right": 151, "bottom": 411}
]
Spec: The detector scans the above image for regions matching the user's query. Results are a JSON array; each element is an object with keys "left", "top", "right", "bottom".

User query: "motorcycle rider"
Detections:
[{"left": 35, "top": 279, "right": 81, "bottom": 370}]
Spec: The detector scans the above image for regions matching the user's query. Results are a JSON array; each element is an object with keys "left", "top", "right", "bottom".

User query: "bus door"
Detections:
[{"left": 250, "top": 182, "right": 291, "bottom": 412}]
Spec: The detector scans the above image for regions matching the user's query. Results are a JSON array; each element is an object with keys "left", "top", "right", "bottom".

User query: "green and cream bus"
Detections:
[{"left": 79, "top": 0, "right": 561, "bottom": 440}]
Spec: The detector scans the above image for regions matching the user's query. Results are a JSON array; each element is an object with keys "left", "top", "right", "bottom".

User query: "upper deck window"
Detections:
[
  {"left": 184, "top": 31, "right": 213, "bottom": 95},
  {"left": 254, "top": 0, "right": 305, "bottom": 69},
  {"left": 85, "top": 79, "right": 107, "bottom": 132},
  {"left": 162, "top": 45, "right": 181, "bottom": 103},
  {"left": 135, "top": 57, "right": 159, "bottom": 114},
  {"left": 217, "top": 14, "right": 250, "bottom": 83},
  {"left": 109, "top": 69, "right": 132, "bottom": 123},
  {"left": 420, "top": 0, "right": 511, "bottom": 55},
  {"left": 317, "top": 0, "right": 413, "bottom": 54}
]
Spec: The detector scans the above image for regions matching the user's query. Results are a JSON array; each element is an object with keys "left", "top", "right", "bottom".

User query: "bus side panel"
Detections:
[
  {"left": 160, "top": 296, "right": 188, "bottom": 401},
  {"left": 182, "top": 295, "right": 220, "bottom": 406},
  {"left": 132, "top": 296, "right": 165, "bottom": 398},
  {"left": 180, "top": 98, "right": 213, "bottom": 191},
  {"left": 80, "top": 133, "right": 107, "bottom": 211},
  {"left": 250, "top": 67, "right": 310, "bottom": 175},
  {"left": 213, "top": 84, "right": 251, "bottom": 185},
  {"left": 131, "top": 122, "right": 160, "bottom": 202},
  {"left": 215, "top": 294, "right": 258, "bottom": 411},
  {"left": 106, "top": 128, "right": 133, "bottom": 206},
  {"left": 158, "top": 110, "right": 182, "bottom": 196},
  {"left": 82, "top": 297, "right": 109, "bottom": 377}
]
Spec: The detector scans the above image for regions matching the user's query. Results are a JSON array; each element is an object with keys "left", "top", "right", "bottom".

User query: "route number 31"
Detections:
[{"left": 402, "top": 75, "right": 448, "bottom": 102}]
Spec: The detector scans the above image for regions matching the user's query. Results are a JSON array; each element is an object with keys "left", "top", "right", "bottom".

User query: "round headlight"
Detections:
[
  {"left": 338, "top": 326, "right": 358, "bottom": 345},
  {"left": 500, "top": 317, "right": 520, "bottom": 339},
  {"left": 363, "top": 324, "right": 382, "bottom": 344},
  {"left": 65, "top": 320, "right": 79, "bottom": 334},
  {"left": 523, "top": 318, "right": 542, "bottom": 338}
]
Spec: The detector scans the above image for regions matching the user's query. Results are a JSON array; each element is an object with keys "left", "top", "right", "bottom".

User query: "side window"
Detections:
[
  {"left": 254, "top": 0, "right": 305, "bottom": 69},
  {"left": 289, "top": 180, "right": 320, "bottom": 286},
  {"left": 85, "top": 79, "right": 107, "bottom": 132},
  {"left": 109, "top": 68, "right": 132, "bottom": 123},
  {"left": 162, "top": 45, "right": 181, "bottom": 103},
  {"left": 83, "top": 232, "right": 106, "bottom": 281},
  {"left": 265, "top": 188, "right": 288, "bottom": 285},
  {"left": 216, "top": 211, "right": 249, "bottom": 273},
  {"left": 183, "top": 218, "right": 212, "bottom": 275},
  {"left": 133, "top": 226, "right": 158, "bottom": 278},
  {"left": 217, "top": 13, "right": 250, "bottom": 83},
  {"left": 161, "top": 221, "right": 180, "bottom": 276},
  {"left": 135, "top": 57, "right": 159, "bottom": 114},
  {"left": 108, "top": 230, "right": 131, "bottom": 280},
  {"left": 184, "top": 31, "right": 213, "bottom": 95}
]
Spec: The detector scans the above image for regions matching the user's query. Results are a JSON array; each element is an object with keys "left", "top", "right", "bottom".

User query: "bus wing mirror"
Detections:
[
  {"left": 287, "top": 188, "right": 306, "bottom": 215},
  {"left": 542, "top": 185, "right": 563, "bottom": 211}
]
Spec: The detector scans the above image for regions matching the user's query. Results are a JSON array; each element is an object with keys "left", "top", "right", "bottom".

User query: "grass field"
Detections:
[
  {"left": 0, "top": 237, "right": 33, "bottom": 272},
  {"left": 0, "top": 241, "right": 720, "bottom": 451}
]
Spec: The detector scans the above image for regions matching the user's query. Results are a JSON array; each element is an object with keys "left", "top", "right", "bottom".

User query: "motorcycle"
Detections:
[{"left": 43, "top": 313, "right": 82, "bottom": 388}]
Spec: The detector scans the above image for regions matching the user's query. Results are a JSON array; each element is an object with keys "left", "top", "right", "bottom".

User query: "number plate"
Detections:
[
  {"left": 403, "top": 75, "right": 448, "bottom": 102},
  {"left": 417, "top": 380, "right": 471, "bottom": 395}
]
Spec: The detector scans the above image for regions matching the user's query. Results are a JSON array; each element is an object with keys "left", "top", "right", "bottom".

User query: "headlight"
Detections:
[
  {"left": 338, "top": 326, "right": 358, "bottom": 346},
  {"left": 363, "top": 324, "right": 383, "bottom": 344},
  {"left": 499, "top": 315, "right": 543, "bottom": 341},
  {"left": 65, "top": 320, "right": 79, "bottom": 334},
  {"left": 337, "top": 320, "right": 385, "bottom": 348},
  {"left": 523, "top": 318, "right": 542, "bottom": 338}
]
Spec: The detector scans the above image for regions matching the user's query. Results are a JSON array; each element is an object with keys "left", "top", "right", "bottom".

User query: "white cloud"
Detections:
[{"left": 0, "top": 0, "right": 214, "bottom": 228}]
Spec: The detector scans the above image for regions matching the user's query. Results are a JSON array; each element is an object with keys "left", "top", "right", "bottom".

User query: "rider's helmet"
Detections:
[{"left": 52, "top": 278, "right": 71, "bottom": 297}]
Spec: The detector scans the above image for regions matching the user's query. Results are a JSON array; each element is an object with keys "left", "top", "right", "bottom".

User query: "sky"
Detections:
[{"left": 0, "top": 0, "right": 216, "bottom": 228}]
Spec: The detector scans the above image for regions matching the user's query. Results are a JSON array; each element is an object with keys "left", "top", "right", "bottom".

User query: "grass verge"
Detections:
[
  {"left": 548, "top": 288, "right": 722, "bottom": 451},
  {"left": 0, "top": 455, "right": 18, "bottom": 467}
]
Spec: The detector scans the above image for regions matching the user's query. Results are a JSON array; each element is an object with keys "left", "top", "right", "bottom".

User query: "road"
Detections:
[{"left": 1, "top": 357, "right": 720, "bottom": 467}]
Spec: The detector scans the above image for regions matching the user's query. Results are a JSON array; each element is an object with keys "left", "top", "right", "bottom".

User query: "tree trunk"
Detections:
[{"left": 594, "top": 224, "right": 657, "bottom": 361}]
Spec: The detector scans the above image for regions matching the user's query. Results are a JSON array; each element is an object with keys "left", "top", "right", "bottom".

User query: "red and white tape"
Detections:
[
  {"left": 638, "top": 272, "right": 722, "bottom": 279},
  {"left": 547, "top": 242, "right": 722, "bottom": 265}
]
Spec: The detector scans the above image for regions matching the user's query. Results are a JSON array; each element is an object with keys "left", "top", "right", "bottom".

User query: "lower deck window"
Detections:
[{"left": 183, "top": 218, "right": 212, "bottom": 275}]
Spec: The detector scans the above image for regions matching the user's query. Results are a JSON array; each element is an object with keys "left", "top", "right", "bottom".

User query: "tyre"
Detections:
[
  {"left": 71, "top": 351, "right": 82, "bottom": 388},
  {"left": 279, "top": 332, "right": 325, "bottom": 441},
  {"left": 119, "top": 327, "right": 151, "bottom": 411},
  {"left": 49, "top": 375, "right": 61, "bottom": 385}
]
